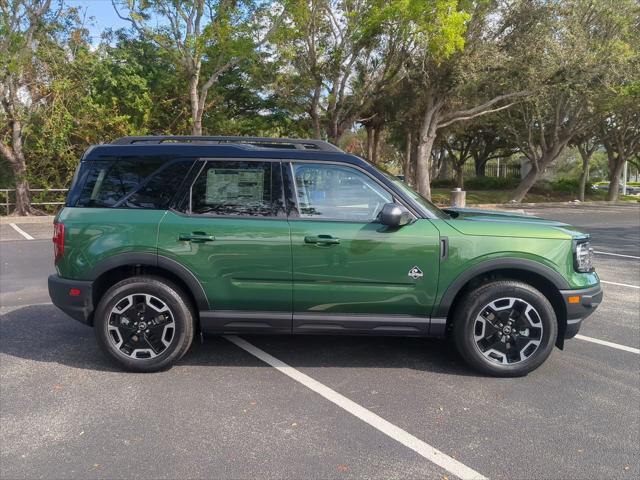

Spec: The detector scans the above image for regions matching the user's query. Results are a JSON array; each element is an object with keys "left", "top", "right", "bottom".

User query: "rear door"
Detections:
[
  {"left": 157, "top": 159, "right": 292, "bottom": 333},
  {"left": 285, "top": 161, "right": 441, "bottom": 335}
]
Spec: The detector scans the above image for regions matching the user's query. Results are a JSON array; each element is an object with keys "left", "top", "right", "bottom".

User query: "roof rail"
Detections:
[{"left": 111, "top": 136, "right": 342, "bottom": 152}]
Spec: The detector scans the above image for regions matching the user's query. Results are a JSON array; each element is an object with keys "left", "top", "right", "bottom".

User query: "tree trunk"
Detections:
[
  {"left": 0, "top": 121, "right": 36, "bottom": 215},
  {"left": 415, "top": 101, "right": 441, "bottom": 199},
  {"left": 474, "top": 157, "right": 487, "bottom": 176},
  {"left": 510, "top": 141, "right": 569, "bottom": 202},
  {"left": 11, "top": 159, "right": 34, "bottom": 216},
  {"left": 189, "top": 73, "right": 202, "bottom": 136},
  {"left": 455, "top": 164, "right": 464, "bottom": 189},
  {"left": 416, "top": 133, "right": 436, "bottom": 200},
  {"left": 577, "top": 151, "right": 591, "bottom": 202},
  {"left": 402, "top": 132, "right": 412, "bottom": 179},
  {"left": 365, "top": 124, "right": 374, "bottom": 162},
  {"left": 510, "top": 165, "right": 539, "bottom": 202},
  {"left": 607, "top": 159, "right": 625, "bottom": 201},
  {"left": 372, "top": 126, "right": 381, "bottom": 165}
]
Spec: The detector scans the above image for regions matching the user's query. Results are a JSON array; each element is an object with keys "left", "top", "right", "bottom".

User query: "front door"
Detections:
[
  {"left": 157, "top": 159, "right": 292, "bottom": 333},
  {"left": 286, "top": 162, "right": 440, "bottom": 335}
]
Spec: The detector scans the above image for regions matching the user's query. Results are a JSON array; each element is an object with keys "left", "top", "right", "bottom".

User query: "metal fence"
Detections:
[
  {"left": 462, "top": 163, "right": 521, "bottom": 178},
  {"left": 0, "top": 188, "right": 68, "bottom": 215}
]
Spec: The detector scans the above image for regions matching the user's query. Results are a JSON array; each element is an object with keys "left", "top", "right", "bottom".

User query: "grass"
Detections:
[{"left": 431, "top": 188, "right": 640, "bottom": 205}]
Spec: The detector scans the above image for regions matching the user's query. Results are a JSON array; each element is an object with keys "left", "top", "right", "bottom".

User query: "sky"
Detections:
[{"left": 66, "top": 0, "right": 131, "bottom": 43}]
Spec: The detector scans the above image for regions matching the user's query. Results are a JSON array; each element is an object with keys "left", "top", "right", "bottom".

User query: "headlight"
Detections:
[{"left": 574, "top": 240, "right": 594, "bottom": 272}]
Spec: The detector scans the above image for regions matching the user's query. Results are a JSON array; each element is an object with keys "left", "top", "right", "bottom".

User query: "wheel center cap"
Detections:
[
  {"left": 138, "top": 321, "right": 147, "bottom": 330},
  {"left": 503, "top": 325, "right": 512, "bottom": 334}
]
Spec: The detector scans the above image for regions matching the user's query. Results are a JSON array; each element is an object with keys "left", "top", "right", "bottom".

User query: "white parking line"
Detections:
[
  {"left": 594, "top": 250, "right": 640, "bottom": 260},
  {"left": 600, "top": 280, "right": 640, "bottom": 289},
  {"left": 225, "top": 335, "right": 487, "bottom": 480},
  {"left": 576, "top": 335, "right": 640, "bottom": 355},
  {"left": 8, "top": 223, "right": 34, "bottom": 240}
]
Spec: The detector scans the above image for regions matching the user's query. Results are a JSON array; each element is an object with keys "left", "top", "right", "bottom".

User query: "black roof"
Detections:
[
  {"left": 111, "top": 135, "right": 341, "bottom": 152},
  {"left": 83, "top": 139, "right": 367, "bottom": 167}
]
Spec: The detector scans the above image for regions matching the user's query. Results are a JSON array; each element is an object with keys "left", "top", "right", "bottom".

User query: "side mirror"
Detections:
[{"left": 379, "top": 203, "right": 412, "bottom": 227}]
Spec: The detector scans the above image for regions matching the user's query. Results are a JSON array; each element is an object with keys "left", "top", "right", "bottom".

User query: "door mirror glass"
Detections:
[{"left": 379, "top": 203, "right": 412, "bottom": 227}]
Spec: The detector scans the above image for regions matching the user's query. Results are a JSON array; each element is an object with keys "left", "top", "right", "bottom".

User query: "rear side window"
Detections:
[
  {"left": 190, "top": 161, "right": 283, "bottom": 217},
  {"left": 75, "top": 158, "right": 192, "bottom": 209}
]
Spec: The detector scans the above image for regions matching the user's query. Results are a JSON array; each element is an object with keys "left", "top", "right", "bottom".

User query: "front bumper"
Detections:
[
  {"left": 48, "top": 274, "right": 94, "bottom": 325},
  {"left": 559, "top": 284, "right": 603, "bottom": 339}
]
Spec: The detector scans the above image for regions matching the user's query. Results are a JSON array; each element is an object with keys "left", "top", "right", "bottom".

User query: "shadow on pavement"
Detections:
[{"left": 0, "top": 304, "right": 478, "bottom": 377}]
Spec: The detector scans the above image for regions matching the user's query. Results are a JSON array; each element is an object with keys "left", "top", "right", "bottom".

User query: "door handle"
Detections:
[
  {"left": 179, "top": 232, "right": 215, "bottom": 243},
  {"left": 304, "top": 235, "right": 340, "bottom": 246}
]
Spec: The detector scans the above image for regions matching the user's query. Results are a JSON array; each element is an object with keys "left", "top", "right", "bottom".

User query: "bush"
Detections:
[
  {"left": 431, "top": 179, "right": 455, "bottom": 188},
  {"left": 546, "top": 178, "right": 593, "bottom": 194},
  {"left": 464, "top": 176, "right": 519, "bottom": 190}
]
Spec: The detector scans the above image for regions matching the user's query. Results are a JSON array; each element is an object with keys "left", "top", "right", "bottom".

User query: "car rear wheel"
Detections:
[
  {"left": 94, "top": 276, "right": 194, "bottom": 372},
  {"left": 453, "top": 280, "right": 557, "bottom": 377}
]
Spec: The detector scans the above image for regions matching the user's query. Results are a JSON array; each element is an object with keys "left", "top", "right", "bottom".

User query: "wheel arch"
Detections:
[
  {"left": 435, "top": 259, "right": 569, "bottom": 348},
  {"left": 88, "top": 253, "right": 209, "bottom": 326}
]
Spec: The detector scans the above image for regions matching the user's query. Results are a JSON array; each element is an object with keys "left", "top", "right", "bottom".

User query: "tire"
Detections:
[
  {"left": 94, "top": 276, "right": 195, "bottom": 372},
  {"left": 452, "top": 280, "right": 557, "bottom": 377}
]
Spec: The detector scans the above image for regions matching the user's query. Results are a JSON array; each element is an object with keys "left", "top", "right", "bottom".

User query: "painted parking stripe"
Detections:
[
  {"left": 600, "top": 280, "right": 640, "bottom": 289},
  {"left": 8, "top": 223, "right": 34, "bottom": 240},
  {"left": 594, "top": 250, "right": 640, "bottom": 260},
  {"left": 576, "top": 335, "right": 640, "bottom": 355},
  {"left": 225, "top": 335, "right": 487, "bottom": 480}
]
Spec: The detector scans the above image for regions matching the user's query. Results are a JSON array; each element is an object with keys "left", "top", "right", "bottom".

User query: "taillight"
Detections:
[{"left": 53, "top": 222, "right": 64, "bottom": 264}]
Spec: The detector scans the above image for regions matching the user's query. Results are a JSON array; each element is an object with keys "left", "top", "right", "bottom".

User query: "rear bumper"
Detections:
[
  {"left": 48, "top": 275, "right": 94, "bottom": 325},
  {"left": 559, "top": 284, "right": 603, "bottom": 339}
]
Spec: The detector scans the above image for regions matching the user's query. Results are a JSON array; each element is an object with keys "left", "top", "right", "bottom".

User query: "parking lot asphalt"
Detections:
[{"left": 1, "top": 204, "right": 639, "bottom": 480}]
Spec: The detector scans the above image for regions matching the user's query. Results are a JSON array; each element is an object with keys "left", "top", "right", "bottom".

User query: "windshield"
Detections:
[{"left": 380, "top": 171, "right": 449, "bottom": 219}]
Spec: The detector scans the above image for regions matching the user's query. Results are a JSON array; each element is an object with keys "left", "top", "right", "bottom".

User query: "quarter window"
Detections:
[
  {"left": 292, "top": 163, "right": 392, "bottom": 222},
  {"left": 190, "top": 161, "right": 283, "bottom": 217},
  {"left": 76, "top": 158, "right": 190, "bottom": 209}
]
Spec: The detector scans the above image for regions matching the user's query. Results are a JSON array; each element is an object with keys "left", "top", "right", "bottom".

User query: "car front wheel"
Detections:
[{"left": 453, "top": 280, "right": 558, "bottom": 377}]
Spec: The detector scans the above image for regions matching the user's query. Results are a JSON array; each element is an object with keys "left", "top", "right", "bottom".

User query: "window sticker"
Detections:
[{"left": 205, "top": 168, "right": 264, "bottom": 204}]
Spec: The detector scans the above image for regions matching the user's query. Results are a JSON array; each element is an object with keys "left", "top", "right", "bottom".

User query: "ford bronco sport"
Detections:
[{"left": 48, "top": 136, "right": 602, "bottom": 376}]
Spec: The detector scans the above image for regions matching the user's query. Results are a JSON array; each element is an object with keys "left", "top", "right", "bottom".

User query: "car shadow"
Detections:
[{"left": 0, "top": 304, "right": 480, "bottom": 377}]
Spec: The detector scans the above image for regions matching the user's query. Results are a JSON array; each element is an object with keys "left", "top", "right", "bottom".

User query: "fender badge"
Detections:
[{"left": 408, "top": 266, "right": 423, "bottom": 280}]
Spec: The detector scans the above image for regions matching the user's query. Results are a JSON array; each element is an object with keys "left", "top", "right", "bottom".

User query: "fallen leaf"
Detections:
[{"left": 337, "top": 464, "right": 348, "bottom": 473}]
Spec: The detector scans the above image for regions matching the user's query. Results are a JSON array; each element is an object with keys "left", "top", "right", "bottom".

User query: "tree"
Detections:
[
  {"left": 442, "top": 127, "right": 474, "bottom": 189},
  {"left": 573, "top": 134, "right": 598, "bottom": 202},
  {"left": 387, "top": 0, "right": 527, "bottom": 199},
  {"left": 273, "top": 0, "right": 390, "bottom": 144},
  {"left": 502, "top": 0, "right": 639, "bottom": 202},
  {"left": 112, "top": 0, "right": 270, "bottom": 136},
  {"left": 600, "top": 107, "right": 640, "bottom": 201},
  {"left": 1, "top": 0, "right": 56, "bottom": 215}
]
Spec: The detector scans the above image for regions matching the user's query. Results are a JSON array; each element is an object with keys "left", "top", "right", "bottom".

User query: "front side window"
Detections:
[
  {"left": 190, "top": 161, "right": 283, "bottom": 217},
  {"left": 292, "top": 163, "right": 392, "bottom": 222}
]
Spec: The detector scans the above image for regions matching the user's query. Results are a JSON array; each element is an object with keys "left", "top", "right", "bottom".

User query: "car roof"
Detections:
[{"left": 82, "top": 143, "right": 369, "bottom": 168}]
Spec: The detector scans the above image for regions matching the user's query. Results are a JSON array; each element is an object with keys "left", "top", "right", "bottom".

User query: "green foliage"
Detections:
[{"left": 1, "top": 0, "right": 638, "bottom": 207}]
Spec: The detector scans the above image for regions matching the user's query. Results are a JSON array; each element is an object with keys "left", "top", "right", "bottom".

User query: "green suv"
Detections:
[{"left": 48, "top": 136, "right": 602, "bottom": 376}]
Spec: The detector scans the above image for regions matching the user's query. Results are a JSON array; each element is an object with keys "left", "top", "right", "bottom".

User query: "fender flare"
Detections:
[
  {"left": 87, "top": 252, "right": 210, "bottom": 311},
  {"left": 433, "top": 258, "right": 570, "bottom": 318}
]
